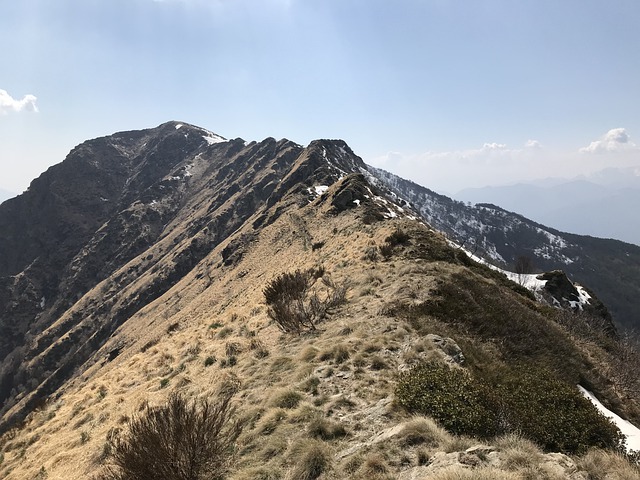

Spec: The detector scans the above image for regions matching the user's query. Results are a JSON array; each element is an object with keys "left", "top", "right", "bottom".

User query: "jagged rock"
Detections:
[
  {"left": 538, "top": 270, "right": 583, "bottom": 306},
  {"left": 537, "top": 270, "right": 616, "bottom": 336}
]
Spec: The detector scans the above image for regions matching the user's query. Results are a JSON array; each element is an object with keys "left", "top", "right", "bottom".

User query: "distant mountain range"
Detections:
[{"left": 455, "top": 168, "right": 640, "bottom": 246}]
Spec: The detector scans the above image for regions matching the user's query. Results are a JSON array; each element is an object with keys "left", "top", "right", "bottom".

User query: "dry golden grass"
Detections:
[
  {"left": 577, "top": 449, "right": 640, "bottom": 480},
  {"left": 494, "top": 433, "right": 544, "bottom": 470},
  {"left": 426, "top": 466, "right": 521, "bottom": 480},
  {"left": 1, "top": 194, "right": 637, "bottom": 480},
  {"left": 398, "top": 416, "right": 453, "bottom": 448}
]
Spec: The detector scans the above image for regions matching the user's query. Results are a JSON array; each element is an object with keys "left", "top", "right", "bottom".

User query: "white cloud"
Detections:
[
  {"left": 580, "top": 128, "right": 636, "bottom": 154},
  {"left": 525, "top": 139, "right": 542, "bottom": 149},
  {"left": 0, "top": 89, "right": 38, "bottom": 115},
  {"left": 481, "top": 142, "right": 507, "bottom": 151},
  {"left": 369, "top": 141, "right": 544, "bottom": 193}
]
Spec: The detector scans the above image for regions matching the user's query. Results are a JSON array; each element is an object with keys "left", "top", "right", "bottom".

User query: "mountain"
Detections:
[
  {"left": 369, "top": 167, "right": 640, "bottom": 331},
  {"left": 1, "top": 122, "right": 639, "bottom": 479},
  {"left": 456, "top": 172, "right": 640, "bottom": 246}
]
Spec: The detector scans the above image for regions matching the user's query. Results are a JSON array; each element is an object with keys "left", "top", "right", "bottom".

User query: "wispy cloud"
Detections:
[
  {"left": 580, "top": 128, "right": 636, "bottom": 154},
  {"left": 0, "top": 89, "right": 38, "bottom": 115}
]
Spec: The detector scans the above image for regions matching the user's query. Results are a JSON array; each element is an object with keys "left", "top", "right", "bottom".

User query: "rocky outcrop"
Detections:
[{"left": 537, "top": 270, "right": 616, "bottom": 336}]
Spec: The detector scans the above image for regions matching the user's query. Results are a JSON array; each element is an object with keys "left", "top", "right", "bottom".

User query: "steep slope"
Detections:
[
  {"left": 1, "top": 123, "right": 639, "bottom": 479},
  {"left": 0, "top": 122, "right": 364, "bottom": 432},
  {"left": 368, "top": 167, "right": 640, "bottom": 330}
]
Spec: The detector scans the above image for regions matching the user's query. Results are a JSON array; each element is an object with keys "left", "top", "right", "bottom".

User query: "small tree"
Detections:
[{"left": 97, "top": 386, "right": 242, "bottom": 480}]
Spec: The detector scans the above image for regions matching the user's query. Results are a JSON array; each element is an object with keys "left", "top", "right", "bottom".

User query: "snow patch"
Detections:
[
  {"left": 578, "top": 386, "right": 640, "bottom": 453},
  {"left": 307, "top": 185, "right": 329, "bottom": 198},
  {"left": 452, "top": 243, "right": 547, "bottom": 292},
  {"left": 568, "top": 285, "right": 591, "bottom": 310},
  {"left": 203, "top": 133, "right": 226, "bottom": 145},
  {"left": 175, "top": 124, "right": 183, "bottom": 130}
]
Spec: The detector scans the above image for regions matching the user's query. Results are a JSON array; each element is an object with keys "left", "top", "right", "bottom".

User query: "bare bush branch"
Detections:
[{"left": 264, "top": 268, "right": 348, "bottom": 333}]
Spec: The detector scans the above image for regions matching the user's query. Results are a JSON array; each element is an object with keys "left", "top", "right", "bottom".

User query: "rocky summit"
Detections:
[{"left": 1, "top": 122, "right": 639, "bottom": 479}]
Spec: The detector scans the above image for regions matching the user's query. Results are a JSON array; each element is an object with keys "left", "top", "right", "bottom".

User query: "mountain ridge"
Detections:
[{"left": 1, "top": 122, "right": 639, "bottom": 479}]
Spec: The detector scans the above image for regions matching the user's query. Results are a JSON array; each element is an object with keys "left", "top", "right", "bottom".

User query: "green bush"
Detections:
[
  {"left": 395, "top": 362, "right": 499, "bottom": 438},
  {"left": 493, "top": 365, "right": 625, "bottom": 454},
  {"left": 395, "top": 361, "right": 625, "bottom": 454}
]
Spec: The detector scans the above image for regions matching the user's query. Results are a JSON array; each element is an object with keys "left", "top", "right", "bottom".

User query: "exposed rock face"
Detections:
[
  {"left": 0, "top": 123, "right": 370, "bottom": 431},
  {"left": 537, "top": 270, "right": 616, "bottom": 335}
]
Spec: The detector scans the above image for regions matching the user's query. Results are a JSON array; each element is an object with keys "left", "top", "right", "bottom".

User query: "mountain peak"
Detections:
[{"left": 2, "top": 123, "right": 640, "bottom": 479}]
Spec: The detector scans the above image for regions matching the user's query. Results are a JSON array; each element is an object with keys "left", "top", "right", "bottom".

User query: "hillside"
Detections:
[
  {"left": 1, "top": 123, "right": 639, "bottom": 479},
  {"left": 368, "top": 167, "right": 640, "bottom": 331}
]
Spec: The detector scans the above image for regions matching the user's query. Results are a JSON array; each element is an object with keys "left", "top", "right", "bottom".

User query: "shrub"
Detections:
[
  {"left": 385, "top": 228, "right": 410, "bottom": 246},
  {"left": 97, "top": 388, "right": 242, "bottom": 480},
  {"left": 396, "top": 361, "right": 625, "bottom": 454},
  {"left": 264, "top": 268, "right": 347, "bottom": 333},
  {"left": 220, "top": 356, "right": 237, "bottom": 368},
  {"left": 378, "top": 243, "right": 394, "bottom": 259},
  {"left": 395, "top": 362, "right": 499, "bottom": 438},
  {"left": 493, "top": 365, "right": 625, "bottom": 454},
  {"left": 363, "top": 246, "right": 379, "bottom": 262},
  {"left": 248, "top": 338, "right": 269, "bottom": 359}
]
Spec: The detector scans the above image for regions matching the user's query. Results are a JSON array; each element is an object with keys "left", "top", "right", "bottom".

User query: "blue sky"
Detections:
[{"left": 2, "top": 0, "right": 639, "bottom": 194}]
